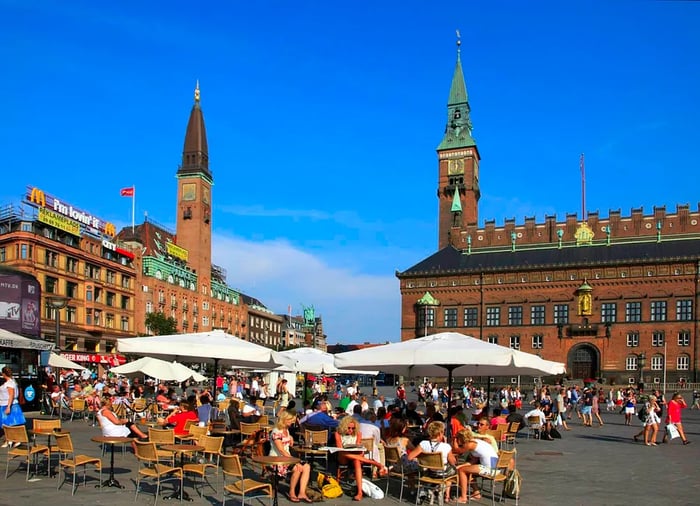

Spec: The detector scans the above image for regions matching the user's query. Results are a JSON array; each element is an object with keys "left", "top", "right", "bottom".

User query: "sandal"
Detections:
[
  {"left": 470, "top": 491, "right": 482, "bottom": 500},
  {"left": 288, "top": 495, "right": 301, "bottom": 503}
]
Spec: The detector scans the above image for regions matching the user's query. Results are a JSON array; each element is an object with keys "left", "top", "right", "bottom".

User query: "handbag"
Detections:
[
  {"left": 361, "top": 478, "right": 385, "bottom": 499},
  {"left": 317, "top": 472, "right": 343, "bottom": 498},
  {"left": 666, "top": 423, "right": 680, "bottom": 440}
]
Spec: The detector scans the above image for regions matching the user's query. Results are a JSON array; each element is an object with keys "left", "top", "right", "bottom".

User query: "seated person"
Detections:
[
  {"left": 384, "top": 418, "right": 419, "bottom": 472},
  {"left": 524, "top": 402, "right": 554, "bottom": 440},
  {"left": 408, "top": 421, "right": 457, "bottom": 503},
  {"left": 270, "top": 410, "right": 313, "bottom": 503},
  {"left": 505, "top": 404, "right": 525, "bottom": 432},
  {"left": 474, "top": 417, "right": 499, "bottom": 452},
  {"left": 490, "top": 408, "right": 509, "bottom": 430},
  {"left": 240, "top": 402, "right": 261, "bottom": 423},
  {"left": 96, "top": 394, "right": 148, "bottom": 450},
  {"left": 454, "top": 427, "right": 499, "bottom": 503},
  {"left": 405, "top": 401, "right": 424, "bottom": 427},
  {"left": 197, "top": 394, "right": 215, "bottom": 425},
  {"left": 165, "top": 402, "right": 199, "bottom": 435},
  {"left": 227, "top": 402, "right": 242, "bottom": 430}
]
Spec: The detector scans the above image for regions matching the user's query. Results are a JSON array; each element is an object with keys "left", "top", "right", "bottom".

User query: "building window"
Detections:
[
  {"left": 106, "top": 270, "right": 116, "bottom": 284},
  {"left": 486, "top": 307, "right": 500, "bottom": 326},
  {"left": 0, "top": 246, "right": 5, "bottom": 262},
  {"left": 66, "top": 306, "right": 76, "bottom": 323},
  {"left": 444, "top": 308, "right": 458, "bottom": 327},
  {"left": 463, "top": 307, "right": 478, "bottom": 327},
  {"left": 106, "top": 292, "right": 115, "bottom": 307},
  {"left": 678, "top": 331, "right": 690, "bottom": 347},
  {"left": 626, "top": 355, "right": 638, "bottom": 371},
  {"left": 44, "top": 275, "right": 58, "bottom": 294},
  {"left": 532, "top": 334, "right": 543, "bottom": 349},
  {"left": 106, "top": 313, "right": 115, "bottom": 329},
  {"left": 625, "top": 302, "right": 641, "bottom": 322},
  {"left": 531, "top": 305, "right": 545, "bottom": 325},
  {"left": 651, "top": 331, "right": 664, "bottom": 347},
  {"left": 66, "top": 256, "right": 78, "bottom": 273},
  {"left": 66, "top": 281, "right": 78, "bottom": 298},
  {"left": 650, "top": 354, "right": 664, "bottom": 371},
  {"left": 45, "top": 249, "right": 59, "bottom": 268},
  {"left": 203, "top": 301, "right": 210, "bottom": 310},
  {"left": 121, "top": 275, "right": 131, "bottom": 289},
  {"left": 487, "top": 335, "right": 498, "bottom": 345},
  {"left": 510, "top": 335, "right": 520, "bottom": 350},
  {"left": 417, "top": 307, "right": 435, "bottom": 330},
  {"left": 146, "top": 301, "right": 153, "bottom": 314},
  {"left": 20, "top": 244, "right": 29, "bottom": 259},
  {"left": 121, "top": 295, "right": 130, "bottom": 310},
  {"left": 86, "top": 287, "right": 93, "bottom": 302},
  {"left": 553, "top": 305, "right": 569, "bottom": 324},
  {"left": 600, "top": 303, "right": 617, "bottom": 323},
  {"left": 85, "top": 263, "right": 101, "bottom": 280},
  {"left": 94, "top": 310, "right": 101, "bottom": 326},
  {"left": 677, "top": 354, "right": 690, "bottom": 371},
  {"left": 508, "top": 306, "right": 523, "bottom": 326},
  {"left": 650, "top": 301, "right": 667, "bottom": 321},
  {"left": 86, "top": 309, "right": 92, "bottom": 325},
  {"left": 202, "top": 316, "right": 209, "bottom": 327},
  {"left": 676, "top": 299, "right": 693, "bottom": 321},
  {"left": 121, "top": 316, "right": 129, "bottom": 331},
  {"left": 626, "top": 332, "right": 639, "bottom": 347}
]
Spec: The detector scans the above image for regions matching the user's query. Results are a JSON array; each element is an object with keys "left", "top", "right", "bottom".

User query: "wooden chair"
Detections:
[
  {"left": 415, "top": 452, "right": 458, "bottom": 506},
  {"left": 263, "top": 399, "right": 279, "bottom": 417},
  {"left": 303, "top": 429, "right": 329, "bottom": 470},
  {"left": 128, "top": 398, "right": 150, "bottom": 422},
  {"left": 179, "top": 424, "right": 208, "bottom": 443},
  {"left": 148, "top": 428, "right": 176, "bottom": 465},
  {"left": 175, "top": 420, "right": 199, "bottom": 442},
  {"left": 256, "top": 414, "right": 269, "bottom": 426},
  {"left": 383, "top": 445, "right": 416, "bottom": 503},
  {"left": 134, "top": 441, "right": 183, "bottom": 505},
  {"left": 53, "top": 432, "right": 102, "bottom": 495},
  {"left": 3, "top": 424, "right": 50, "bottom": 480},
  {"left": 182, "top": 435, "right": 223, "bottom": 496},
  {"left": 503, "top": 422, "right": 520, "bottom": 450},
  {"left": 220, "top": 453, "right": 272, "bottom": 506},
  {"left": 68, "top": 398, "right": 89, "bottom": 422},
  {"left": 526, "top": 416, "right": 542, "bottom": 440},
  {"left": 239, "top": 422, "right": 260, "bottom": 443},
  {"left": 479, "top": 450, "right": 516, "bottom": 506}
]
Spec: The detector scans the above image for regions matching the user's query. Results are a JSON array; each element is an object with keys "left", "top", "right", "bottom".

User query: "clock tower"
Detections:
[
  {"left": 176, "top": 82, "right": 213, "bottom": 291},
  {"left": 436, "top": 37, "right": 480, "bottom": 250}
]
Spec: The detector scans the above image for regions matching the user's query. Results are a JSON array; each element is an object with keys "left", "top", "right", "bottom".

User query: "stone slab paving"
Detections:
[{"left": 2, "top": 392, "right": 698, "bottom": 506}]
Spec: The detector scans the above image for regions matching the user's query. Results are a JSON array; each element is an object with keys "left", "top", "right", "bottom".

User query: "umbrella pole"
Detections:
[
  {"left": 487, "top": 377, "right": 491, "bottom": 414},
  {"left": 303, "top": 372, "right": 308, "bottom": 406},
  {"left": 213, "top": 358, "right": 219, "bottom": 392}
]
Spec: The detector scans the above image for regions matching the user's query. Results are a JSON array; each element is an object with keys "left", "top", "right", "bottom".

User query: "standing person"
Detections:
[
  {"left": 691, "top": 390, "right": 700, "bottom": 410},
  {"left": 591, "top": 388, "right": 604, "bottom": 427},
  {"left": 278, "top": 379, "right": 291, "bottom": 410},
  {"left": 554, "top": 389, "right": 571, "bottom": 430},
  {"left": 396, "top": 383, "right": 407, "bottom": 411},
  {"left": 664, "top": 392, "right": 691, "bottom": 445},
  {"left": 643, "top": 395, "right": 661, "bottom": 446},
  {"left": 0, "top": 366, "right": 26, "bottom": 448},
  {"left": 623, "top": 391, "right": 636, "bottom": 426},
  {"left": 269, "top": 410, "right": 313, "bottom": 503}
]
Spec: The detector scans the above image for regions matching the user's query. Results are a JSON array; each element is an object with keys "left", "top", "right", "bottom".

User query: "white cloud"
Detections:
[{"left": 211, "top": 233, "right": 400, "bottom": 344}]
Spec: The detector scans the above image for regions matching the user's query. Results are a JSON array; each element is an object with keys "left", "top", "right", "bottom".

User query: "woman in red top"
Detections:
[
  {"left": 166, "top": 402, "right": 199, "bottom": 435},
  {"left": 665, "top": 392, "right": 690, "bottom": 445}
]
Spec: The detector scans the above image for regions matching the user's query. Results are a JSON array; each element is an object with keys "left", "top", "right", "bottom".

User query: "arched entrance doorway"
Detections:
[{"left": 568, "top": 344, "right": 599, "bottom": 380}]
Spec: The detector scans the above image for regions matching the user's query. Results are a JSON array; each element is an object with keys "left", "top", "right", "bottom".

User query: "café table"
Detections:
[
  {"left": 160, "top": 443, "right": 204, "bottom": 502},
  {"left": 91, "top": 436, "right": 135, "bottom": 488},
  {"left": 208, "top": 428, "right": 240, "bottom": 453},
  {"left": 252, "top": 455, "right": 300, "bottom": 506},
  {"left": 293, "top": 444, "right": 330, "bottom": 471}
]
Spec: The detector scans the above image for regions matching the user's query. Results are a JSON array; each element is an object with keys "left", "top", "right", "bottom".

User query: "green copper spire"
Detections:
[
  {"left": 451, "top": 188, "right": 462, "bottom": 212},
  {"left": 437, "top": 33, "right": 477, "bottom": 150}
]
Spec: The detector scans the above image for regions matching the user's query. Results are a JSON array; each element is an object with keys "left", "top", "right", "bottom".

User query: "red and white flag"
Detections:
[{"left": 120, "top": 186, "right": 135, "bottom": 197}]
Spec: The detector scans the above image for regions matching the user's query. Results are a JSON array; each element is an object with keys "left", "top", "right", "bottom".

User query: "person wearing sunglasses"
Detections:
[{"left": 335, "top": 415, "right": 388, "bottom": 501}]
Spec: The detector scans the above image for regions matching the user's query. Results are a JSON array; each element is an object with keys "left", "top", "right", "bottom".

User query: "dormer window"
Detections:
[{"left": 453, "top": 109, "right": 461, "bottom": 119}]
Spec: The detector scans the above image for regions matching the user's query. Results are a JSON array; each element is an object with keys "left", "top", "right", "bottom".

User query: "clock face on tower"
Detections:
[
  {"left": 202, "top": 187, "right": 210, "bottom": 205},
  {"left": 182, "top": 183, "right": 196, "bottom": 201},
  {"left": 448, "top": 159, "right": 464, "bottom": 175}
]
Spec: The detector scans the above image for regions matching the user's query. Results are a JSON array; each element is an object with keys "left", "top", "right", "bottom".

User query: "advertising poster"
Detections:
[{"left": 0, "top": 273, "right": 41, "bottom": 338}]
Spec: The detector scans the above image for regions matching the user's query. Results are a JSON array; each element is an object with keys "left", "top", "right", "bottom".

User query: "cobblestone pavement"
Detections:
[{"left": 2, "top": 386, "right": 698, "bottom": 506}]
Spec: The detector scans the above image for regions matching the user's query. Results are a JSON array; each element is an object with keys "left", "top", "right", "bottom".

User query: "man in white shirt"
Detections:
[
  {"left": 359, "top": 411, "right": 382, "bottom": 463},
  {"left": 372, "top": 395, "right": 385, "bottom": 414},
  {"left": 524, "top": 403, "right": 553, "bottom": 440},
  {"left": 345, "top": 393, "right": 359, "bottom": 415}
]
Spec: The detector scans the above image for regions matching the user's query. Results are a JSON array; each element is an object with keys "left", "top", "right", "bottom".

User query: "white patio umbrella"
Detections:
[
  {"left": 0, "top": 328, "right": 54, "bottom": 350},
  {"left": 110, "top": 356, "right": 207, "bottom": 383},
  {"left": 276, "top": 347, "right": 378, "bottom": 376},
  {"left": 47, "top": 352, "right": 86, "bottom": 370},
  {"left": 117, "top": 329, "right": 286, "bottom": 370},
  {"left": 334, "top": 331, "right": 566, "bottom": 399}
]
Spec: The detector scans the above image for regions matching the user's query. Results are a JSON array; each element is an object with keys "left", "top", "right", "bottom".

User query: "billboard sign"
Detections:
[
  {"left": 0, "top": 273, "right": 41, "bottom": 338},
  {"left": 26, "top": 186, "right": 117, "bottom": 238}
]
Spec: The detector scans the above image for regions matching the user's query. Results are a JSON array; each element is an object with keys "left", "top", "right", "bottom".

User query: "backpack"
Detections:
[
  {"left": 503, "top": 469, "right": 522, "bottom": 499},
  {"left": 317, "top": 472, "right": 343, "bottom": 499},
  {"left": 637, "top": 404, "right": 648, "bottom": 422}
]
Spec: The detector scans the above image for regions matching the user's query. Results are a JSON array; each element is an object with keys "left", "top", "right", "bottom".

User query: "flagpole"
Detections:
[{"left": 132, "top": 186, "right": 136, "bottom": 233}]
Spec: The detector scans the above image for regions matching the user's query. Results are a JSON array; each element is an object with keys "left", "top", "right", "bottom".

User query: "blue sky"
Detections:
[{"left": 2, "top": 1, "right": 699, "bottom": 344}]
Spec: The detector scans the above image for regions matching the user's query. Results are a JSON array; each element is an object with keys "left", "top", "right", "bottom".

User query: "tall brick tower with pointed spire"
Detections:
[
  {"left": 176, "top": 81, "right": 213, "bottom": 291},
  {"left": 436, "top": 34, "right": 480, "bottom": 250}
]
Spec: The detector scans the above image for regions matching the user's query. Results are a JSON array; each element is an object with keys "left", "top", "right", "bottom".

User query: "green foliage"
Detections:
[{"left": 144, "top": 311, "right": 178, "bottom": 336}]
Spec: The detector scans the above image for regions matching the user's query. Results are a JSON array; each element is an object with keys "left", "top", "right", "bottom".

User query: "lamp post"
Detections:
[
  {"left": 638, "top": 352, "right": 647, "bottom": 390},
  {"left": 46, "top": 295, "right": 70, "bottom": 350}
]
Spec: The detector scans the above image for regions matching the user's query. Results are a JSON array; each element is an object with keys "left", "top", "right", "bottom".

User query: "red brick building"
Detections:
[{"left": 397, "top": 42, "right": 700, "bottom": 384}]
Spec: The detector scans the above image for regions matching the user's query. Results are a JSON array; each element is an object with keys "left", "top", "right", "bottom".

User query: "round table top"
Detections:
[
  {"left": 91, "top": 436, "right": 135, "bottom": 444},
  {"left": 161, "top": 444, "right": 205, "bottom": 453},
  {"left": 209, "top": 429, "right": 240, "bottom": 435},
  {"left": 252, "top": 455, "right": 300, "bottom": 466},
  {"left": 294, "top": 446, "right": 328, "bottom": 455}
]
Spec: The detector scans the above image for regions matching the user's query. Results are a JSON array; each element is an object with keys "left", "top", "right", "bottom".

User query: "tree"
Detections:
[{"left": 144, "top": 312, "right": 178, "bottom": 336}]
